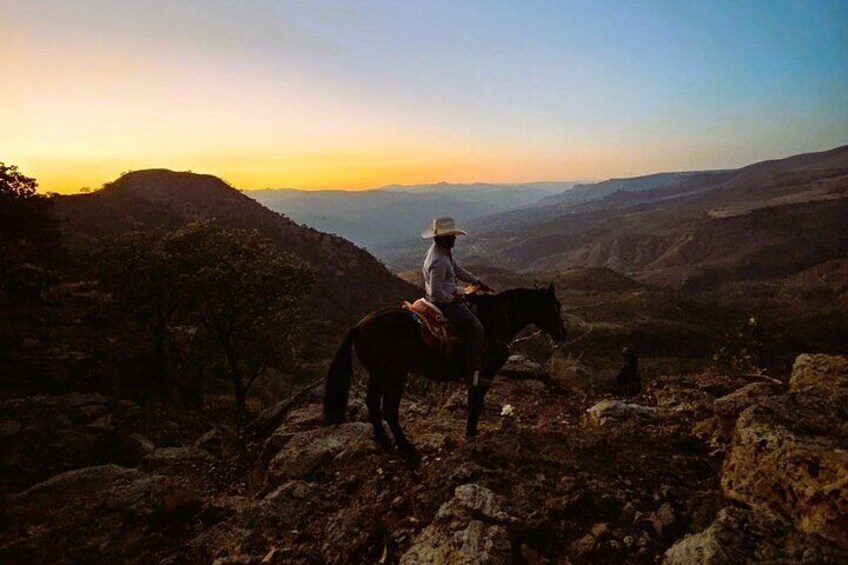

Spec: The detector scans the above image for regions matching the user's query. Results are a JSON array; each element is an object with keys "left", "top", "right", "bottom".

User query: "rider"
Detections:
[{"left": 421, "top": 217, "right": 492, "bottom": 386}]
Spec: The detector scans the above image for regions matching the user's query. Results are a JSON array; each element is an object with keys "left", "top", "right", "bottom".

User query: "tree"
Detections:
[
  {"left": 0, "top": 162, "right": 38, "bottom": 200},
  {"left": 166, "top": 222, "right": 314, "bottom": 411},
  {"left": 0, "top": 163, "right": 61, "bottom": 296},
  {"left": 98, "top": 229, "right": 183, "bottom": 381},
  {"left": 99, "top": 221, "right": 315, "bottom": 411}
]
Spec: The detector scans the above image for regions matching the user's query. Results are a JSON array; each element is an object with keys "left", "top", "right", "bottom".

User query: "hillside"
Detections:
[
  {"left": 460, "top": 145, "right": 848, "bottom": 288},
  {"left": 53, "top": 169, "right": 417, "bottom": 331},
  {"left": 246, "top": 182, "right": 573, "bottom": 255}
]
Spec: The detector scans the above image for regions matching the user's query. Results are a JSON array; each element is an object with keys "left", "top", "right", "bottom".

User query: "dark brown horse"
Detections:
[{"left": 323, "top": 285, "right": 566, "bottom": 459}]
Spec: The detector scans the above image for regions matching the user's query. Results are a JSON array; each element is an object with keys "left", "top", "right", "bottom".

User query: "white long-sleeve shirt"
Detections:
[{"left": 422, "top": 242, "right": 480, "bottom": 303}]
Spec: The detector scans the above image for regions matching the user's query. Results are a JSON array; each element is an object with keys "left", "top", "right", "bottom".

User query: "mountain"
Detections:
[
  {"left": 53, "top": 169, "right": 416, "bottom": 330},
  {"left": 245, "top": 182, "right": 574, "bottom": 255},
  {"left": 460, "top": 145, "right": 848, "bottom": 290}
]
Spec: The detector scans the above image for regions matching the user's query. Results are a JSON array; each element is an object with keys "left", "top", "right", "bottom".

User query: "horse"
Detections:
[{"left": 323, "top": 284, "right": 567, "bottom": 459}]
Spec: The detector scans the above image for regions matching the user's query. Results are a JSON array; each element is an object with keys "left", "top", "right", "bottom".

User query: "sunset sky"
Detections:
[{"left": 4, "top": 0, "right": 848, "bottom": 193}]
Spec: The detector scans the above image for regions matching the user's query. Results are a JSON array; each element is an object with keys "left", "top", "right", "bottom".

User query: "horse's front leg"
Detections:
[{"left": 466, "top": 374, "right": 492, "bottom": 438}]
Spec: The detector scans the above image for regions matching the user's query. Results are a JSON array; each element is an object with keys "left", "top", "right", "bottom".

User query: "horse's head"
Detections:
[{"left": 530, "top": 283, "right": 567, "bottom": 344}]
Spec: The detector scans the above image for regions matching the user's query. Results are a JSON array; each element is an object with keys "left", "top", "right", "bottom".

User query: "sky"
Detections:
[{"left": 3, "top": 0, "right": 847, "bottom": 193}]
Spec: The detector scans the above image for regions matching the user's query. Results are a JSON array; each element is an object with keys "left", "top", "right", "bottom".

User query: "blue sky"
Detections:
[{"left": 4, "top": 0, "right": 847, "bottom": 191}]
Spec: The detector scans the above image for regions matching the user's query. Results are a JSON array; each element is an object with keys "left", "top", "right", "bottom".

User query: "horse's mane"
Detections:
[{"left": 468, "top": 287, "right": 549, "bottom": 339}]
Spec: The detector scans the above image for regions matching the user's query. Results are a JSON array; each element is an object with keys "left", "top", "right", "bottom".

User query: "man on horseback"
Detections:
[{"left": 421, "top": 217, "right": 492, "bottom": 387}]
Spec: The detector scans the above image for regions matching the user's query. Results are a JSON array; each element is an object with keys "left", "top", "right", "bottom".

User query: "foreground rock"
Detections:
[
  {"left": 789, "top": 353, "right": 848, "bottom": 392},
  {"left": 266, "top": 422, "right": 374, "bottom": 485},
  {"left": 498, "top": 354, "right": 550, "bottom": 382},
  {"left": 721, "top": 354, "right": 848, "bottom": 548},
  {"left": 585, "top": 399, "right": 659, "bottom": 426},
  {"left": 664, "top": 506, "right": 848, "bottom": 564},
  {"left": 0, "top": 465, "right": 200, "bottom": 563},
  {"left": 401, "top": 484, "right": 513, "bottom": 565}
]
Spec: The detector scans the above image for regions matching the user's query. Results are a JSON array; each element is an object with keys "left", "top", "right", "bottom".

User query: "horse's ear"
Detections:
[
  {"left": 548, "top": 282, "right": 556, "bottom": 294},
  {"left": 533, "top": 279, "right": 540, "bottom": 289}
]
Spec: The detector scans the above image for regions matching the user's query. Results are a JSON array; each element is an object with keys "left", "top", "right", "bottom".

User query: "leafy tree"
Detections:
[
  {"left": 0, "top": 162, "right": 38, "bottom": 200},
  {"left": 0, "top": 163, "right": 61, "bottom": 296},
  {"left": 167, "top": 222, "right": 314, "bottom": 411},
  {"left": 712, "top": 315, "right": 778, "bottom": 375},
  {"left": 98, "top": 229, "right": 183, "bottom": 380},
  {"left": 98, "top": 221, "right": 314, "bottom": 411}
]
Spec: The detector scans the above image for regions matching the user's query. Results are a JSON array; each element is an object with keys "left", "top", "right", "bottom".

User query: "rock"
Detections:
[
  {"left": 790, "top": 354, "right": 848, "bottom": 392},
  {"left": 499, "top": 355, "right": 550, "bottom": 381},
  {"left": 194, "top": 428, "right": 224, "bottom": 457},
  {"left": 401, "top": 484, "right": 513, "bottom": 565},
  {"left": 146, "top": 446, "right": 216, "bottom": 471},
  {"left": 266, "top": 422, "right": 373, "bottom": 484},
  {"left": 265, "top": 480, "right": 314, "bottom": 501},
  {"left": 0, "top": 465, "right": 200, "bottom": 563},
  {"left": 712, "top": 382, "right": 780, "bottom": 419},
  {"left": 249, "top": 397, "right": 366, "bottom": 438},
  {"left": 648, "top": 502, "right": 676, "bottom": 537},
  {"left": 121, "top": 432, "right": 156, "bottom": 463},
  {"left": 259, "top": 401, "right": 368, "bottom": 464},
  {"left": 721, "top": 388, "right": 848, "bottom": 547},
  {"left": 664, "top": 506, "right": 848, "bottom": 564},
  {"left": 0, "top": 419, "right": 21, "bottom": 437},
  {"left": 585, "top": 400, "right": 659, "bottom": 426}
]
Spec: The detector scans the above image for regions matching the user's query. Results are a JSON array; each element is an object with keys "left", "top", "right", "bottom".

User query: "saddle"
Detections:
[{"left": 402, "top": 298, "right": 461, "bottom": 351}]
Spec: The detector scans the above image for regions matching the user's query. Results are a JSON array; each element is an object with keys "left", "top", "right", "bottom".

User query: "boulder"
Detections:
[
  {"left": 789, "top": 354, "right": 848, "bottom": 392},
  {"left": 121, "top": 432, "right": 156, "bottom": 463},
  {"left": 721, "top": 389, "right": 848, "bottom": 547},
  {"left": 194, "top": 427, "right": 225, "bottom": 457},
  {"left": 266, "top": 422, "right": 373, "bottom": 484},
  {"left": 498, "top": 355, "right": 550, "bottom": 382},
  {"left": 0, "top": 465, "right": 200, "bottom": 563},
  {"left": 585, "top": 400, "right": 659, "bottom": 426},
  {"left": 258, "top": 401, "right": 368, "bottom": 464},
  {"left": 147, "top": 446, "right": 216, "bottom": 468},
  {"left": 401, "top": 484, "right": 513, "bottom": 565},
  {"left": 664, "top": 506, "right": 848, "bottom": 564},
  {"left": 712, "top": 382, "right": 780, "bottom": 420}
]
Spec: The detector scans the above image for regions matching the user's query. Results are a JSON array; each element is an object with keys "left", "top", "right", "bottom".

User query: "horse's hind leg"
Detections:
[
  {"left": 365, "top": 375, "right": 391, "bottom": 449},
  {"left": 382, "top": 373, "right": 419, "bottom": 461},
  {"left": 466, "top": 377, "right": 491, "bottom": 438}
]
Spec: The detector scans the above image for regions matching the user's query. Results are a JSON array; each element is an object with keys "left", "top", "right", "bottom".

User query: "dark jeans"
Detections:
[{"left": 437, "top": 302, "right": 485, "bottom": 383}]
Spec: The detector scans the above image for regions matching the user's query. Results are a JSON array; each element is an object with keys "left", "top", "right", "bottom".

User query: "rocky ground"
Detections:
[{"left": 2, "top": 354, "right": 847, "bottom": 564}]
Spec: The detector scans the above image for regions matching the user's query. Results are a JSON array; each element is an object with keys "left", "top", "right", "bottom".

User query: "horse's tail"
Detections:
[{"left": 323, "top": 325, "right": 358, "bottom": 424}]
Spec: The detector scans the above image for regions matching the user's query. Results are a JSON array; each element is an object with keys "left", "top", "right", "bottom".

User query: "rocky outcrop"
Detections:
[
  {"left": 0, "top": 465, "right": 200, "bottom": 563},
  {"left": 789, "top": 353, "right": 848, "bottom": 392},
  {"left": 711, "top": 382, "right": 780, "bottom": 420},
  {"left": 498, "top": 354, "right": 550, "bottom": 382},
  {"left": 400, "top": 484, "right": 513, "bottom": 565},
  {"left": 585, "top": 399, "right": 659, "bottom": 426},
  {"left": 664, "top": 506, "right": 848, "bottom": 564},
  {"left": 266, "top": 422, "right": 374, "bottom": 485},
  {"left": 0, "top": 393, "right": 134, "bottom": 492},
  {"left": 721, "top": 355, "right": 848, "bottom": 548}
]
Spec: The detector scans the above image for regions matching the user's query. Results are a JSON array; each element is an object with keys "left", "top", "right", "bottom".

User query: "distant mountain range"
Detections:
[
  {"left": 245, "top": 182, "right": 577, "bottom": 255},
  {"left": 384, "top": 145, "right": 848, "bottom": 295},
  {"left": 53, "top": 170, "right": 417, "bottom": 333}
]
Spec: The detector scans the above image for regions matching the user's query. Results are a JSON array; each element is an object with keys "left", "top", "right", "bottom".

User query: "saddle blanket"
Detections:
[{"left": 402, "top": 298, "right": 453, "bottom": 349}]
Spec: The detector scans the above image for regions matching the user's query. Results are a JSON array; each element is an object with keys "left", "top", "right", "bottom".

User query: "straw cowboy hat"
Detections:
[{"left": 421, "top": 217, "right": 468, "bottom": 239}]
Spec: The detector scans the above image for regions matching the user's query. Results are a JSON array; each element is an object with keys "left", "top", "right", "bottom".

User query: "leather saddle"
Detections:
[{"left": 402, "top": 298, "right": 461, "bottom": 351}]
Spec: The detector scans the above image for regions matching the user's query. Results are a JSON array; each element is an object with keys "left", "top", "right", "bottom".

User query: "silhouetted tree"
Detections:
[
  {"left": 0, "top": 163, "right": 61, "bottom": 297},
  {"left": 166, "top": 222, "right": 314, "bottom": 411},
  {"left": 99, "top": 221, "right": 314, "bottom": 410},
  {"left": 98, "top": 229, "right": 182, "bottom": 381}
]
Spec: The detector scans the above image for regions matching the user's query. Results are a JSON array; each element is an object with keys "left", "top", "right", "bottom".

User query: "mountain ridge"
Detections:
[{"left": 53, "top": 169, "right": 417, "bottom": 333}]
